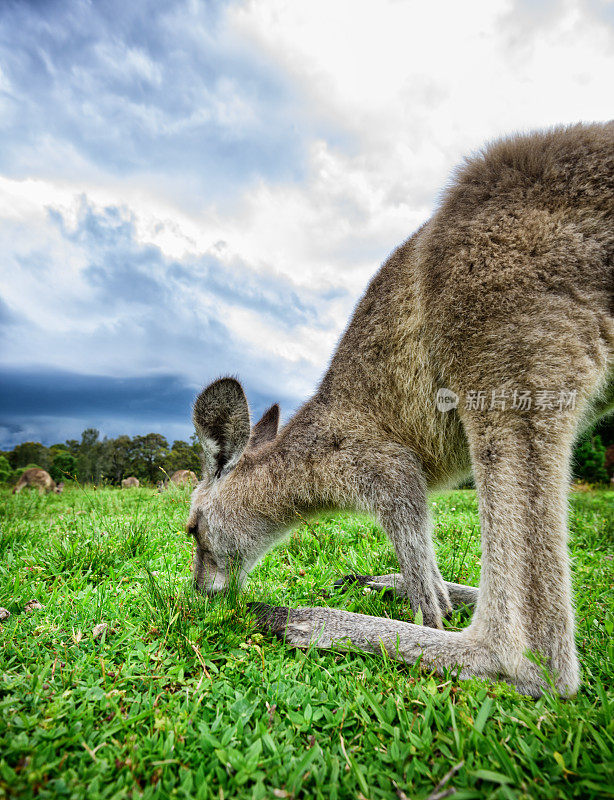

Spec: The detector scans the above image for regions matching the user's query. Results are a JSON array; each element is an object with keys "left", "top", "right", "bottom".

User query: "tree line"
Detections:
[
  {"left": 0, "top": 429, "right": 202, "bottom": 487},
  {"left": 0, "top": 417, "right": 612, "bottom": 489}
]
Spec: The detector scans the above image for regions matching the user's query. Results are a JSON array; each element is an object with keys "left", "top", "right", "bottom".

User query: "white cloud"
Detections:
[
  {"left": 92, "top": 42, "right": 164, "bottom": 88},
  {"left": 231, "top": 0, "right": 612, "bottom": 137}
]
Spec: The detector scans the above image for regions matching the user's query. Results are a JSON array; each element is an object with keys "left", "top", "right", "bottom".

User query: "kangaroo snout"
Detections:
[
  {"left": 192, "top": 562, "right": 229, "bottom": 594},
  {"left": 191, "top": 541, "right": 225, "bottom": 593},
  {"left": 192, "top": 568, "right": 229, "bottom": 595},
  {"left": 191, "top": 537, "right": 246, "bottom": 595}
]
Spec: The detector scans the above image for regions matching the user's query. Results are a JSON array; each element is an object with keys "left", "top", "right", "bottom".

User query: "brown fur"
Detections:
[
  {"left": 187, "top": 122, "right": 614, "bottom": 697},
  {"left": 170, "top": 469, "right": 198, "bottom": 486},
  {"left": 159, "top": 470, "right": 199, "bottom": 491},
  {"left": 121, "top": 476, "right": 139, "bottom": 488},
  {"left": 13, "top": 468, "right": 63, "bottom": 495}
]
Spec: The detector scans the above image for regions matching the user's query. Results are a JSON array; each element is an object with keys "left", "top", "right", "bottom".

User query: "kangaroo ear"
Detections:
[
  {"left": 193, "top": 378, "right": 250, "bottom": 480},
  {"left": 249, "top": 404, "right": 280, "bottom": 449}
]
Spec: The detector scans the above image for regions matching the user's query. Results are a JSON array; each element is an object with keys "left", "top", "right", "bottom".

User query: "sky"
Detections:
[{"left": 0, "top": 0, "right": 612, "bottom": 449}]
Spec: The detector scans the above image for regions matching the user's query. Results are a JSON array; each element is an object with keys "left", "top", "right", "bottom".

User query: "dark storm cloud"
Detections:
[
  {"left": 0, "top": 367, "right": 195, "bottom": 419},
  {"left": 0, "top": 365, "right": 293, "bottom": 448}
]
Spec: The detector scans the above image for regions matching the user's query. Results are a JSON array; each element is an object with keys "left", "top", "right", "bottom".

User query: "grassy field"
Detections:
[{"left": 0, "top": 485, "right": 612, "bottom": 800}]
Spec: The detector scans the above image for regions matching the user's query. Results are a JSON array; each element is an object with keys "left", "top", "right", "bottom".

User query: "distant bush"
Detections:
[
  {"left": 3, "top": 430, "right": 203, "bottom": 486},
  {"left": 7, "top": 442, "right": 49, "bottom": 470},
  {"left": 0, "top": 455, "right": 10, "bottom": 483},
  {"left": 49, "top": 451, "right": 77, "bottom": 484},
  {"left": 14, "top": 463, "right": 43, "bottom": 473},
  {"left": 573, "top": 434, "right": 609, "bottom": 485}
]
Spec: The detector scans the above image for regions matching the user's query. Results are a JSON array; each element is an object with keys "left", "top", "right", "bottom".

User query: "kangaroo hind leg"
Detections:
[
  {"left": 461, "top": 406, "right": 585, "bottom": 696},
  {"left": 333, "top": 573, "right": 478, "bottom": 609}
]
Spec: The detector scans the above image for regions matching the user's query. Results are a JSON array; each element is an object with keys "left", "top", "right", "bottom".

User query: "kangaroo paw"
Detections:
[
  {"left": 248, "top": 602, "right": 336, "bottom": 649},
  {"left": 334, "top": 574, "right": 477, "bottom": 614},
  {"left": 332, "top": 572, "right": 447, "bottom": 628},
  {"left": 333, "top": 573, "right": 372, "bottom": 590},
  {"left": 332, "top": 573, "right": 396, "bottom": 599}
]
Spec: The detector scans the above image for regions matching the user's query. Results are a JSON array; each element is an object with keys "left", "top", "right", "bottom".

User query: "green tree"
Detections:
[
  {"left": 104, "top": 435, "right": 135, "bottom": 484},
  {"left": 593, "top": 415, "right": 614, "bottom": 448},
  {"left": 0, "top": 455, "right": 11, "bottom": 483},
  {"left": 49, "top": 451, "right": 77, "bottom": 484},
  {"left": 190, "top": 434, "right": 203, "bottom": 470},
  {"left": 163, "top": 439, "right": 202, "bottom": 476},
  {"left": 76, "top": 428, "right": 108, "bottom": 483},
  {"left": 7, "top": 442, "right": 49, "bottom": 470},
  {"left": 573, "top": 434, "right": 608, "bottom": 484},
  {"left": 64, "top": 439, "right": 80, "bottom": 456},
  {"left": 132, "top": 434, "right": 169, "bottom": 483}
]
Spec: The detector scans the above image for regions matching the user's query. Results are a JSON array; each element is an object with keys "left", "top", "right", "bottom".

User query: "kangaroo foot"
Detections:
[{"left": 334, "top": 573, "right": 478, "bottom": 612}]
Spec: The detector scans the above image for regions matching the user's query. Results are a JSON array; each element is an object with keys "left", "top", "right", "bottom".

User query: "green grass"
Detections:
[{"left": 0, "top": 485, "right": 612, "bottom": 800}]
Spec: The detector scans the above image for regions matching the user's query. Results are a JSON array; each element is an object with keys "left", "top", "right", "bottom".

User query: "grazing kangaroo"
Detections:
[
  {"left": 159, "top": 470, "right": 198, "bottom": 491},
  {"left": 121, "top": 476, "right": 140, "bottom": 488},
  {"left": 13, "top": 468, "right": 64, "bottom": 495},
  {"left": 187, "top": 123, "right": 614, "bottom": 697}
]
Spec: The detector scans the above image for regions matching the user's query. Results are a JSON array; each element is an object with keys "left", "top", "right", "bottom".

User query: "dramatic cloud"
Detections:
[
  {"left": 0, "top": 366, "right": 278, "bottom": 447},
  {"left": 0, "top": 0, "right": 612, "bottom": 447}
]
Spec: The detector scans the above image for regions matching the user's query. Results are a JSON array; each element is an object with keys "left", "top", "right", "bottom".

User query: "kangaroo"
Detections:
[
  {"left": 13, "top": 468, "right": 64, "bottom": 495},
  {"left": 187, "top": 122, "right": 614, "bottom": 697},
  {"left": 159, "top": 470, "right": 198, "bottom": 491},
  {"left": 121, "top": 476, "right": 140, "bottom": 488}
]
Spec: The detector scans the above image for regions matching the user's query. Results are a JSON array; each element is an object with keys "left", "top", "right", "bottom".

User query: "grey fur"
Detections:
[
  {"left": 187, "top": 122, "right": 614, "bottom": 697},
  {"left": 193, "top": 377, "right": 251, "bottom": 479},
  {"left": 248, "top": 404, "right": 280, "bottom": 450}
]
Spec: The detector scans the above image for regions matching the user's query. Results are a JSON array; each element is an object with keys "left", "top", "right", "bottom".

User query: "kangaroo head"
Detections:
[
  {"left": 188, "top": 377, "right": 280, "bottom": 593},
  {"left": 55, "top": 482, "right": 64, "bottom": 494}
]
